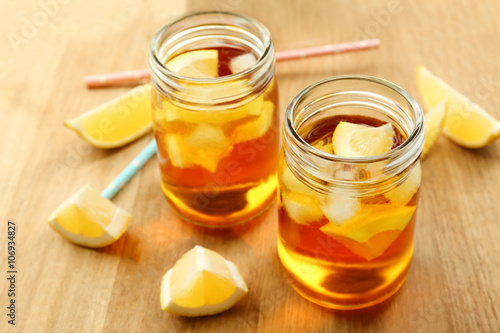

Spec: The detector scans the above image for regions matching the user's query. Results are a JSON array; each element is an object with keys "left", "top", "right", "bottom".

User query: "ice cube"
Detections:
[
  {"left": 281, "top": 191, "right": 323, "bottom": 225},
  {"left": 229, "top": 53, "right": 257, "bottom": 74},
  {"left": 233, "top": 101, "right": 274, "bottom": 144},
  {"left": 187, "top": 124, "right": 229, "bottom": 149},
  {"left": 384, "top": 163, "right": 421, "bottom": 205},
  {"left": 186, "top": 124, "right": 232, "bottom": 173},
  {"left": 320, "top": 194, "right": 360, "bottom": 226},
  {"left": 280, "top": 163, "right": 319, "bottom": 198}
]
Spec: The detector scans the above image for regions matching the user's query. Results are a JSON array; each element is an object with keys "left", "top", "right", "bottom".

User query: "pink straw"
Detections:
[
  {"left": 84, "top": 38, "right": 380, "bottom": 88},
  {"left": 275, "top": 38, "right": 380, "bottom": 61}
]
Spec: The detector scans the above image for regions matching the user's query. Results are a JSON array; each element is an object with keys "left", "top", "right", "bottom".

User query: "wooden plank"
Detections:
[{"left": 1, "top": 0, "right": 499, "bottom": 332}]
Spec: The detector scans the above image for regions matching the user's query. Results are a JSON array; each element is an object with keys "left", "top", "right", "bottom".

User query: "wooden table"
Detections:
[{"left": 2, "top": 0, "right": 499, "bottom": 332}]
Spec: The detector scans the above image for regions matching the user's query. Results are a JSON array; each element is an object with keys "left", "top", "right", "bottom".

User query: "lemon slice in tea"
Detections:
[
  {"left": 166, "top": 50, "right": 218, "bottom": 78},
  {"left": 332, "top": 122, "right": 395, "bottom": 157}
]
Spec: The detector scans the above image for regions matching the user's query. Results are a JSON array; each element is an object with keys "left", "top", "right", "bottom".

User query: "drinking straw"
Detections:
[
  {"left": 101, "top": 138, "right": 157, "bottom": 200},
  {"left": 84, "top": 38, "right": 380, "bottom": 88}
]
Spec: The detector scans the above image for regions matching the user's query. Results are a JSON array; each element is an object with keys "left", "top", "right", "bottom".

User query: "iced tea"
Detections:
[
  {"left": 278, "top": 115, "right": 421, "bottom": 309},
  {"left": 151, "top": 46, "right": 279, "bottom": 226}
]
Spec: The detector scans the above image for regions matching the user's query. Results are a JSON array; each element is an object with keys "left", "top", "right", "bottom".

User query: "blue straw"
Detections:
[{"left": 101, "top": 138, "right": 157, "bottom": 200}]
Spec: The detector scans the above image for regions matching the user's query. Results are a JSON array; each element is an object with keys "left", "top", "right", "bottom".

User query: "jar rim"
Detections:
[
  {"left": 149, "top": 11, "right": 273, "bottom": 84},
  {"left": 284, "top": 75, "right": 424, "bottom": 165}
]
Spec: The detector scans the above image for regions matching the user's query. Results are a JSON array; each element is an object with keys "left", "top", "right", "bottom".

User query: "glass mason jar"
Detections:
[
  {"left": 149, "top": 12, "right": 279, "bottom": 227},
  {"left": 277, "top": 76, "right": 424, "bottom": 309}
]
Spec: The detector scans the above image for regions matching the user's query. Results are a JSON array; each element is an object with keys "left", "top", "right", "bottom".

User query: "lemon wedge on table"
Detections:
[
  {"left": 48, "top": 185, "right": 131, "bottom": 248},
  {"left": 160, "top": 246, "right": 248, "bottom": 317},
  {"left": 416, "top": 66, "right": 500, "bottom": 148},
  {"left": 332, "top": 122, "right": 395, "bottom": 157},
  {"left": 65, "top": 83, "right": 153, "bottom": 148}
]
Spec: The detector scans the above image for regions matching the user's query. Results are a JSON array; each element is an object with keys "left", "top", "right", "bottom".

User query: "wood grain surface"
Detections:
[{"left": 1, "top": 0, "right": 500, "bottom": 332}]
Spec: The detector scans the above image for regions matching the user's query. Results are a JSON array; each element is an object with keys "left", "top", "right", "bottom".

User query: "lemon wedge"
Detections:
[
  {"left": 65, "top": 83, "right": 153, "bottom": 148},
  {"left": 320, "top": 204, "right": 416, "bottom": 245},
  {"left": 335, "top": 230, "right": 402, "bottom": 260},
  {"left": 332, "top": 122, "right": 395, "bottom": 157},
  {"left": 48, "top": 185, "right": 131, "bottom": 248},
  {"left": 321, "top": 204, "right": 416, "bottom": 260},
  {"left": 166, "top": 50, "right": 218, "bottom": 78},
  {"left": 421, "top": 98, "right": 447, "bottom": 159},
  {"left": 160, "top": 246, "right": 248, "bottom": 317},
  {"left": 165, "top": 49, "right": 249, "bottom": 102},
  {"left": 320, "top": 194, "right": 360, "bottom": 226},
  {"left": 416, "top": 66, "right": 500, "bottom": 148}
]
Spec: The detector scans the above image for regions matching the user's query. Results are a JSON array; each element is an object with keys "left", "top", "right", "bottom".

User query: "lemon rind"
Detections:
[
  {"left": 48, "top": 186, "right": 131, "bottom": 248},
  {"left": 160, "top": 258, "right": 248, "bottom": 317},
  {"left": 64, "top": 84, "right": 153, "bottom": 149},
  {"left": 416, "top": 66, "right": 500, "bottom": 149}
]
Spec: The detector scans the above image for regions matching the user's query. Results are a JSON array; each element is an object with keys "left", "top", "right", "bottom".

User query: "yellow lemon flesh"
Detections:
[
  {"left": 421, "top": 98, "right": 447, "bottom": 159},
  {"left": 166, "top": 50, "right": 218, "bottom": 78},
  {"left": 160, "top": 246, "right": 248, "bottom": 317},
  {"left": 416, "top": 66, "right": 500, "bottom": 148},
  {"left": 332, "top": 122, "right": 395, "bottom": 157},
  {"left": 320, "top": 204, "right": 416, "bottom": 260},
  {"left": 65, "top": 83, "right": 153, "bottom": 149},
  {"left": 48, "top": 185, "right": 131, "bottom": 248},
  {"left": 166, "top": 49, "right": 241, "bottom": 101}
]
